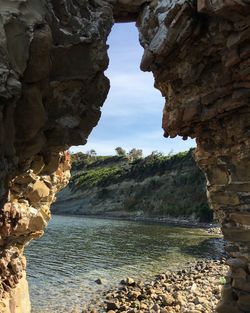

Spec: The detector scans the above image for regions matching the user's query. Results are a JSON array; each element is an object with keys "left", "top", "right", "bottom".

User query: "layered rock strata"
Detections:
[
  {"left": 0, "top": 0, "right": 249, "bottom": 312},
  {"left": 137, "top": 2, "right": 250, "bottom": 312},
  {"left": 0, "top": 152, "right": 71, "bottom": 312},
  {"left": 0, "top": 1, "right": 113, "bottom": 311}
]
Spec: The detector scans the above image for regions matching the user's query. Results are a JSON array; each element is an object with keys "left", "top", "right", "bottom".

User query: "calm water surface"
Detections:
[{"left": 26, "top": 215, "right": 223, "bottom": 313}]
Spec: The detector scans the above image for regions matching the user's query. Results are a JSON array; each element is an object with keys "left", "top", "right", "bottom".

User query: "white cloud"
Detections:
[
  {"left": 102, "top": 72, "right": 164, "bottom": 117},
  {"left": 109, "top": 72, "right": 159, "bottom": 98}
]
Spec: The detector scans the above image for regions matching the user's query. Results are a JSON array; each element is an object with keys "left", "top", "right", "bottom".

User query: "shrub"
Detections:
[{"left": 74, "top": 166, "right": 124, "bottom": 188}]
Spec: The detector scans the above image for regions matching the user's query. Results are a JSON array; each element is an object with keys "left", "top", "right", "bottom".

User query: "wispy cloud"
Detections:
[
  {"left": 102, "top": 73, "right": 164, "bottom": 117},
  {"left": 109, "top": 73, "right": 160, "bottom": 98},
  {"left": 71, "top": 23, "right": 196, "bottom": 156}
]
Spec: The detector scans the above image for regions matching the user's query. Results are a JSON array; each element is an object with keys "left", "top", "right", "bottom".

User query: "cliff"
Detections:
[{"left": 53, "top": 150, "right": 212, "bottom": 222}]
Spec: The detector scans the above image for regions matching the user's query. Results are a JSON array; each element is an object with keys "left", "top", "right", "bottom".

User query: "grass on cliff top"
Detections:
[
  {"left": 70, "top": 149, "right": 194, "bottom": 190},
  {"left": 76, "top": 166, "right": 124, "bottom": 188}
]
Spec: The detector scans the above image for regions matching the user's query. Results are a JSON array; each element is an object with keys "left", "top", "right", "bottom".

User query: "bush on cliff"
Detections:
[{"left": 73, "top": 166, "right": 125, "bottom": 188}]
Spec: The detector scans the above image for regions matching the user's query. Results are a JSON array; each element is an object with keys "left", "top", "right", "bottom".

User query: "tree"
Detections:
[
  {"left": 150, "top": 151, "right": 164, "bottom": 158},
  {"left": 167, "top": 149, "right": 173, "bottom": 157},
  {"left": 70, "top": 152, "right": 87, "bottom": 162},
  {"left": 90, "top": 149, "right": 97, "bottom": 157},
  {"left": 115, "top": 147, "right": 126, "bottom": 157},
  {"left": 86, "top": 149, "right": 97, "bottom": 160},
  {"left": 128, "top": 148, "right": 143, "bottom": 161}
]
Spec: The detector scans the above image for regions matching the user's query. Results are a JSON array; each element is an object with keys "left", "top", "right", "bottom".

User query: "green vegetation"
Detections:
[
  {"left": 68, "top": 148, "right": 212, "bottom": 222},
  {"left": 74, "top": 166, "right": 124, "bottom": 188},
  {"left": 71, "top": 152, "right": 112, "bottom": 167},
  {"left": 71, "top": 149, "right": 193, "bottom": 188}
]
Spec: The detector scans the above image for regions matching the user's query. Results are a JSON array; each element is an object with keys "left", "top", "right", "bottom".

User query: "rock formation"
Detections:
[
  {"left": 0, "top": 0, "right": 249, "bottom": 312},
  {"left": 0, "top": 1, "right": 113, "bottom": 311},
  {"left": 137, "top": 2, "right": 250, "bottom": 312}
]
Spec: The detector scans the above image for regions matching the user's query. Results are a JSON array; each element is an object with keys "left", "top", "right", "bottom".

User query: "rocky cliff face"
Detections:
[
  {"left": 0, "top": 0, "right": 249, "bottom": 312},
  {"left": 53, "top": 151, "right": 210, "bottom": 222},
  {"left": 137, "top": 3, "right": 250, "bottom": 312},
  {"left": 0, "top": 1, "right": 113, "bottom": 311}
]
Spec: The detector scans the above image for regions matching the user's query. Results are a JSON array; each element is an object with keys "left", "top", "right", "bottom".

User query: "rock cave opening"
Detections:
[
  {"left": 71, "top": 22, "right": 196, "bottom": 157},
  {"left": 25, "top": 22, "right": 198, "bottom": 311},
  {"left": 0, "top": 1, "right": 249, "bottom": 313}
]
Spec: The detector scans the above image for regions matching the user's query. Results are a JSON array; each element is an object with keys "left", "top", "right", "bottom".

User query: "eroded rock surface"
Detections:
[
  {"left": 0, "top": 1, "right": 113, "bottom": 311},
  {"left": 0, "top": 0, "right": 114, "bottom": 199},
  {"left": 137, "top": 2, "right": 250, "bottom": 312},
  {"left": 0, "top": 0, "right": 249, "bottom": 312}
]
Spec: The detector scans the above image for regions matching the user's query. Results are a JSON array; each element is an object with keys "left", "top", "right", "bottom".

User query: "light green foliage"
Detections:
[
  {"left": 73, "top": 166, "right": 124, "bottom": 188},
  {"left": 219, "top": 277, "right": 226, "bottom": 285},
  {"left": 71, "top": 150, "right": 192, "bottom": 188}
]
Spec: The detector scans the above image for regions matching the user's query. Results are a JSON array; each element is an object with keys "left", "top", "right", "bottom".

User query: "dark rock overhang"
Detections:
[{"left": 113, "top": 0, "right": 151, "bottom": 22}]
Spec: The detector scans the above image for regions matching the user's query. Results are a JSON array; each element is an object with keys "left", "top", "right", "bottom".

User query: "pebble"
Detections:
[{"left": 86, "top": 259, "right": 228, "bottom": 313}]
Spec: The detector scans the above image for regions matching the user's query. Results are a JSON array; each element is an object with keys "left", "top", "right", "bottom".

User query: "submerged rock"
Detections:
[
  {"left": 95, "top": 278, "right": 104, "bottom": 285},
  {"left": 87, "top": 259, "right": 228, "bottom": 313}
]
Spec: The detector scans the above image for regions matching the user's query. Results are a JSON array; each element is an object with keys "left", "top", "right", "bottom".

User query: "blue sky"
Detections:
[{"left": 71, "top": 23, "right": 195, "bottom": 156}]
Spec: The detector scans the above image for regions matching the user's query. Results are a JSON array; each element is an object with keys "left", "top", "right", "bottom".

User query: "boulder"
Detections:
[{"left": 26, "top": 181, "right": 50, "bottom": 204}]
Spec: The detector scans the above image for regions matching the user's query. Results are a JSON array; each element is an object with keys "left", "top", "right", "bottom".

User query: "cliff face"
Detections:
[
  {"left": 53, "top": 151, "right": 211, "bottom": 222},
  {"left": 0, "top": 0, "right": 113, "bottom": 192},
  {"left": 137, "top": 3, "right": 250, "bottom": 313},
  {"left": 0, "top": 1, "right": 249, "bottom": 312},
  {"left": 0, "top": 1, "right": 113, "bottom": 311}
]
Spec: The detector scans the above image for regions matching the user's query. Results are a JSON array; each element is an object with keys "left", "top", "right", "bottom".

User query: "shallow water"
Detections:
[{"left": 26, "top": 215, "right": 223, "bottom": 313}]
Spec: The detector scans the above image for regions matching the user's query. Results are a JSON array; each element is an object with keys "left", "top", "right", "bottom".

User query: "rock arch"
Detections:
[{"left": 0, "top": 1, "right": 249, "bottom": 312}]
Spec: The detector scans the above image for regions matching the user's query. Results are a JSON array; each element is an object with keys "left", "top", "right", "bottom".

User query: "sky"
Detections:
[{"left": 71, "top": 23, "right": 196, "bottom": 156}]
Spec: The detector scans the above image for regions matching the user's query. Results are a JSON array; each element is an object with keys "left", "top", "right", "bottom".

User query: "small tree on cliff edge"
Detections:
[
  {"left": 115, "top": 147, "right": 126, "bottom": 157},
  {"left": 128, "top": 148, "right": 143, "bottom": 162},
  {"left": 86, "top": 149, "right": 97, "bottom": 161}
]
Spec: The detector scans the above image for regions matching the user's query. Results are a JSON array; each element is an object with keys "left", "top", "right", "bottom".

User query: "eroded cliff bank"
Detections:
[{"left": 53, "top": 150, "right": 212, "bottom": 223}]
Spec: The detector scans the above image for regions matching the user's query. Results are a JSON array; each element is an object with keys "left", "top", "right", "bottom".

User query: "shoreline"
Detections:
[
  {"left": 84, "top": 258, "right": 228, "bottom": 313},
  {"left": 52, "top": 212, "right": 221, "bottom": 231}
]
